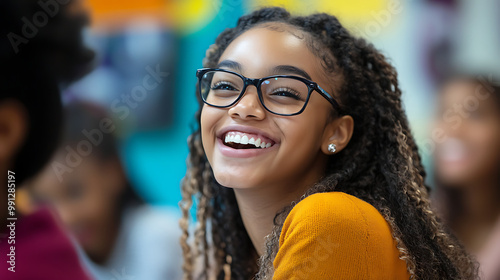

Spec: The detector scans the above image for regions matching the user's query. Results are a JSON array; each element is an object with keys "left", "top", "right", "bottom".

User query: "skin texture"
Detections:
[
  {"left": 30, "top": 152, "right": 126, "bottom": 264},
  {"left": 200, "top": 25, "right": 353, "bottom": 254}
]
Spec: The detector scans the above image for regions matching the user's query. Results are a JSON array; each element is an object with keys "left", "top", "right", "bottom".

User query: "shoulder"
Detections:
[
  {"left": 115, "top": 206, "right": 184, "bottom": 279},
  {"left": 274, "top": 192, "right": 409, "bottom": 280},
  {"left": 127, "top": 205, "right": 180, "bottom": 233},
  {"left": 283, "top": 192, "right": 388, "bottom": 237},
  {"left": 125, "top": 205, "right": 182, "bottom": 248},
  {"left": 291, "top": 191, "right": 381, "bottom": 218}
]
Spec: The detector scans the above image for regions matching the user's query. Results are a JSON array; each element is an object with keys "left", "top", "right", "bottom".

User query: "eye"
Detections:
[
  {"left": 270, "top": 87, "right": 303, "bottom": 100},
  {"left": 211, "top": 81, "right": 238, "bottom": 91}
]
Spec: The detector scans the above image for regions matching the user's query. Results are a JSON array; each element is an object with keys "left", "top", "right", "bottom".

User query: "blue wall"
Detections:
[{"left": 123, "top": 1, "right": 245, "bottom": 206}]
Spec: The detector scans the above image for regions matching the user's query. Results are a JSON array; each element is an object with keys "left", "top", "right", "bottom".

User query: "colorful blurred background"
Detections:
[
  {"left": 64, "top": 0, "right": 500, "bottom": 207},
  {"left": 4, "top": 0, "right": 500, "bottom": 279}
]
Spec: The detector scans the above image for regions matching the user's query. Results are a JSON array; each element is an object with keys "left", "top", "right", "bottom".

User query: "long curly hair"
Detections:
[{"left": 180, "top": 7, "right": 478, "bottom": 280}]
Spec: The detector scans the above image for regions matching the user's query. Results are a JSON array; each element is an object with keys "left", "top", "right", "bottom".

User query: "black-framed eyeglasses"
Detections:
[{"left": 196, "top": 68, "right": 341, "bottom": 116}]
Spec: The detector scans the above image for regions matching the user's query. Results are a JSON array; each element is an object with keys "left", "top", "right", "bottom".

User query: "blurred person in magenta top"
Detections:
[
  {"left": 0, "top": 0, "right": 94, "bottom": 279},
  {"left": 28, "top": 101, "right": 183, "bottom": 280}
]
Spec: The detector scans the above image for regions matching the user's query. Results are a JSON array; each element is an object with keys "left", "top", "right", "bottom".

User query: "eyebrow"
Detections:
[
  {"left": 216, "top": 60, "right": 312, "bottom": 80},
  {"left": 272, "top": 65, "right": 312, "bottom": 80},
  {"left": 217, "top": 60, "right": 242, "bottom": 72}
]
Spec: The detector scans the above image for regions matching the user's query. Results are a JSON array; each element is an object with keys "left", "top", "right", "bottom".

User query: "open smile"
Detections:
[
  {"left": 222, "top": 131, "right": 275, "bottom": 149},
  {"left": 216, "top": 126, "right": 279, "bottom": 158}
]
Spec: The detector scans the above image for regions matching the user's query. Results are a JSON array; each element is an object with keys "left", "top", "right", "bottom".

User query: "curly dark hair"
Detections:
[{"left": 180, "top": 7, "right": 478, "bottom": 280}]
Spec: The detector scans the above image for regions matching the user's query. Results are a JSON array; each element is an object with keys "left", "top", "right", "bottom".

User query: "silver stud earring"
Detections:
[{"left": 328, "top": 143, "right": 337, "bottom": 153}]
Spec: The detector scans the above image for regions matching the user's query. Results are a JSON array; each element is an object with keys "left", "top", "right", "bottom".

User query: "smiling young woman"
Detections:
[{"left": 179, "top": 7, "right": 478, "bottom": 280}]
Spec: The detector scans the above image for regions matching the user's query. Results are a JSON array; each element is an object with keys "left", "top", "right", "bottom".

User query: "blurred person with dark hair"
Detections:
[
  {"left": 433, "top": 75, "right": 500, "bottom": 279},
  {"left": 0, "top": 0, "right": 94, "bottom": 279},
  {"left": 28, "top": 101, "right": 183, "bottom": 280}
]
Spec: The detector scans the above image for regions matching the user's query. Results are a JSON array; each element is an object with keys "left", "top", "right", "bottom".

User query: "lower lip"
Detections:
[
  {"left": 437, "top": 151, "right": 469, "bottom": 164},
  {"left": 216, "top": 138, "right": 277, "bottom": 158}
]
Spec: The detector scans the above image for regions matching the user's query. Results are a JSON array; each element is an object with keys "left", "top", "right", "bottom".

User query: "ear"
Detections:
[
  {"left": 0, "top": 100, "right": 28, "bottom": 163},
  {"left": 321, "top": 115, "right": 354, "bottom": 155}
]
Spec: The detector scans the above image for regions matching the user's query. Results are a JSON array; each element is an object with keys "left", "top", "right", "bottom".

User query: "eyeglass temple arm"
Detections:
[{"left": 316, "top": 85, "right": 341, "bottom": 112}]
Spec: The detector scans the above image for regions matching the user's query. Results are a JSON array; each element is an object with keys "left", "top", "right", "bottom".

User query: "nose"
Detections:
[{"left": 228, "top": 86, "right": 266, "bottom": 120}]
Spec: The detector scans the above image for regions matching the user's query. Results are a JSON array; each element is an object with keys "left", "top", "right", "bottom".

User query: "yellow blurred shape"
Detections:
[
  {"left": 169, "top": 0, "right": 222, "bottom": 34},
  {"left": 319, "top": 0, "right": 387, "bottom": 19},
  {"left": 247, "top": 0, "right": 392, "bottom": 28}
]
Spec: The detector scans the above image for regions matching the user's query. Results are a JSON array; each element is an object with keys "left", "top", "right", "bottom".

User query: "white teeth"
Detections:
[
  {"left": 223, "top": 132, "right": 274, "bottom": 149},
  {"left": 241, "top": 135, "right": 249, "bottom": 144},
  {"left": 255, "top": 138, "right": 261, "bottom": 147}
]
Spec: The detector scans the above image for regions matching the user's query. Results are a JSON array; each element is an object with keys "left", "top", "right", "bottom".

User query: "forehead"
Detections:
[
  {"left": 440, "top": 80, "right": 478, "bottom": 103},
  {"left": 218, "top": 24, "right": 331, "bottom": 83},
  {"left": 440, "top": 79, "right": 500, "bottom": 112}
]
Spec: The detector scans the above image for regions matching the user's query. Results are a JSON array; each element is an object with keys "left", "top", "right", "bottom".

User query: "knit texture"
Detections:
[{"left": 273, "top": 192, "right": 410, "bottom": 279}]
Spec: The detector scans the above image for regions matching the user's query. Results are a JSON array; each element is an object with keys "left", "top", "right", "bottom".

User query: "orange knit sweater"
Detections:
[{"left": 273, "top": 192, "right": 410, "bottom": 279}]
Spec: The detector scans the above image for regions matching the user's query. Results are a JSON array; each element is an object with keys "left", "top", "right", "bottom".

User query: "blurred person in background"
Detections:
[
  {"left": 0, "top": 0, "right": 94, "bottom": 279},
  {"left": 28, "top": 101, "right": 183, "bottom": 280},
  {"left": 433, "top": 75, "right": 500, "bottom": 280}
]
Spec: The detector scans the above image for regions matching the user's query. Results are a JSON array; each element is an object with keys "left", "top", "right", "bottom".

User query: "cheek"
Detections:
[
  {"left": 469, "top": 122, "right": 500, "bottom": 160},
  {"left": 281, "top": 121, "right": 321, "bottom": 150},
  {"left": 285, "top": 97, "right": 330, "bottom": 149},
  {"left": 200, "top": 106, "right": 223, "bottom": 160},
  {"left": 80, "top": 176, "right": 115, "bottom": 218},
  {"left": 277, "top": 113, "right": 327, "bottom": 162}
]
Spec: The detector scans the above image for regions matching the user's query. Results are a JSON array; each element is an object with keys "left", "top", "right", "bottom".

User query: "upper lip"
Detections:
[{"left": 217, "top": 125, "right": 280, "bottom": 144}]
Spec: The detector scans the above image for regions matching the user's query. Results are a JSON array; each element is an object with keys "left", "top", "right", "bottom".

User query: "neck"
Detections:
[
  {"left": 91, "top": 207, "right": 123, "bottom": 264},
  {"left": 233, "top": 186, "right": 303, "bottom": 256},
  {"left": 233, "top": 164, "right": 326, "bottom": 256},
  {"left": 459, "top": 177, "right": 500, "bottom": 225},
  {"left": 230, "top": 148, "right": 329, "bottom": 256},
  {"left": 451, "top": 177, "right": 500, "bottom": 253}
]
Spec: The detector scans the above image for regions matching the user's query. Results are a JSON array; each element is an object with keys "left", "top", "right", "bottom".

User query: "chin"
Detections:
[
  {"left": 213, "top": 170, "right": 259, "bottom": 189},
  {"left": 437, "top": 171, "right": 472, "bottom": 186}
]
